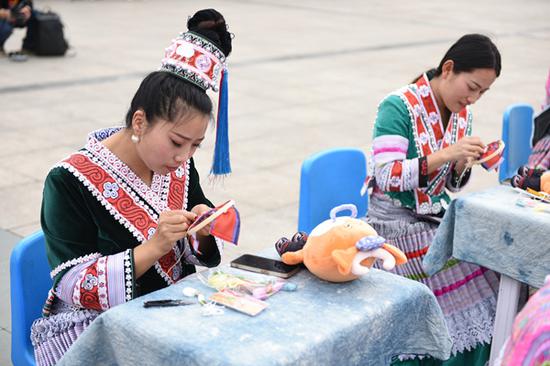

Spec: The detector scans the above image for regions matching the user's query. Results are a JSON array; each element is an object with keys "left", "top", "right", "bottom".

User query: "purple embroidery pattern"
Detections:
[
  {"left": 102, "top": 182, "right": 120, "bottom": 199},
  {"left": 82, "top": 274, "right": 98, "bottom": 291},
  {"left": 356, "top": 236, "right": 386, "bottom": 252}
]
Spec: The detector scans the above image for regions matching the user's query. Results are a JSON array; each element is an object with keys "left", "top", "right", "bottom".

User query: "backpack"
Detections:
[{"left": 25, "top": 10, "right": 69, "bottom": 56}]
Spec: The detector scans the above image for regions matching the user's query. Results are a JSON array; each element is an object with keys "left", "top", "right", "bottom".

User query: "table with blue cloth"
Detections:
[
  {"left": 423, "top": 185, "right": 550, "bottom": 365},
  {"left": 57, "top": 265, "right": 452, "bottom": 366}
]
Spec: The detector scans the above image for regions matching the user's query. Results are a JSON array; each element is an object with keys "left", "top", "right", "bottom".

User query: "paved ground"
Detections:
[{"left": 1, "top": 0, "right": 549, "bottom": 363}]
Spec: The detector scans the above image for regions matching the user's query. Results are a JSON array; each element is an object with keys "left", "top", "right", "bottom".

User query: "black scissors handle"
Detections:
[{"left": 143, "top": 299, "right": 194, "bottom": 308}]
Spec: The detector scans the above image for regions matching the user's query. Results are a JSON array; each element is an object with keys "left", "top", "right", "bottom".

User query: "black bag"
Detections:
[{"left": 25, "top": 10, "right": 69, "bottom": 56}]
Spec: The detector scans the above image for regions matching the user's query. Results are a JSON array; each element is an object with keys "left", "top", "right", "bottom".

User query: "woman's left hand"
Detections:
[{"left": 191, "top": 204, "right": 213, "bottom": 238}]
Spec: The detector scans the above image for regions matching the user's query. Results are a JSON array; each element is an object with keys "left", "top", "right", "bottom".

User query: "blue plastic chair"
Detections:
[
  {"left": 499, "top": 104, "right": 534, "bottom": 182},
  {"left": 298, "top": 147, "right": 368, "bottom": 234},
  {"left": 10, "top": 231, "right": 51, "bottom": 366}
]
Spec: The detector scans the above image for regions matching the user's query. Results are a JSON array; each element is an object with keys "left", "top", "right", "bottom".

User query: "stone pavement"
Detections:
[{"left": 1, "top": 0, "right": 549, "bottom": 363}]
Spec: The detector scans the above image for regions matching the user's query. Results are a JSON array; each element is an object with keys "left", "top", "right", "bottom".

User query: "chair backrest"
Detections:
[
  {"left": 499, "top": 103, "right": 534, "bottom": 182},
  {"left": 10, "top": 231, "right": 51, "bottom": 366},
  {"left": 298, "top": 147, "right": 368, "bottom": 234}
]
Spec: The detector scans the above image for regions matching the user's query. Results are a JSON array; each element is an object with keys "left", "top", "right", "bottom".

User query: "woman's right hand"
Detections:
[
  {"left": 145, "top": 210, "right": 196, "bottom": 257},
  {"left": 444, "top": 136, "right": 485, "bottom": 162}
]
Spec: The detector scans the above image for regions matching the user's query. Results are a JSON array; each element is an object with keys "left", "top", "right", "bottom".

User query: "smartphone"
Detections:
[{"left": 230, "top": 254, "right": 301, "bottom": 279}]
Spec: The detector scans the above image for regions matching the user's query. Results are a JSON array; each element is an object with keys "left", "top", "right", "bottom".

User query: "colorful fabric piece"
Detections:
[
  {"left": 496, "top": 276, "right": 550, "bottom": 366},
  {"left": 528, "top": 135, "right": 550, "bottom": 171},
  {"left": 210, "top": 204, "right": 240, "bottom": 245},
  {"left": 478, "top": 140, "right": 504, "bottom": 171},
  {"left": 370, "top": 73, "right": 472, "bottom": 215},
  {"left": 31, "top": 128, "right": 222, "bottom": 366}
]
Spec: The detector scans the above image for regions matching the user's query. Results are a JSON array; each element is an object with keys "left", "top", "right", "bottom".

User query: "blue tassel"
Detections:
[{"left": 211, "top": 68, "right": 231, "bottom": 175}]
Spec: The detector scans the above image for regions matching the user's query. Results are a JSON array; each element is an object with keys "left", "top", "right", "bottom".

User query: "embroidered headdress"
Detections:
[
  {"left": 160, "top": 27, "right": 231, "bottom": 176},
  {"left": 160, "top": 31, "right": 226, "bottom": 92}
]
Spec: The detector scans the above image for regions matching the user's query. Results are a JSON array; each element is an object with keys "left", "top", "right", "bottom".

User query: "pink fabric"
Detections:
[
  {"left": 432, "top": 268, "right": 487, "bottom": 296},
  {"left": 499, "top": 277, "right": 550, "bottom": 365},
  {"left": 373, "top": 146, "right": 408, "bottom": 154}
]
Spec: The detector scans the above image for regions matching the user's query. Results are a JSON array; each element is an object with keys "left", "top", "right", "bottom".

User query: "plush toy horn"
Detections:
[
  {"left": 382, "top": 243, "right": 408, "bottom": 265},
  {"left": 352, "top": 248, "right": 395, "bottom": 274}
]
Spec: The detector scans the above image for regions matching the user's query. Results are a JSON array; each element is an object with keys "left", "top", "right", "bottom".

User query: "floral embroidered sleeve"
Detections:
[
  {"left": 373, "top": 96, "right": 429, "bottom": 192},
  {"left": 42, "top": 168, "right": 136, "bottom": 310},
  {"left": 54, "top": 250, "right": 134, "bottom": 310}
]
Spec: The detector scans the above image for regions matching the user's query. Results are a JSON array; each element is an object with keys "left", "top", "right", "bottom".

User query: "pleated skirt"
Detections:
[
  {"left": 31, "top": 299, "right": 100, "bottom": 366},
  {"left": 368, "top": 193, "right": 499, "bottom": 359}
]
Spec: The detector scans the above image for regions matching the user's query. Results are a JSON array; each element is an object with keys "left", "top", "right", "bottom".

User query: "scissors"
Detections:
[{"left": 143, "top": 299, "right": 195, "bottom": 308}]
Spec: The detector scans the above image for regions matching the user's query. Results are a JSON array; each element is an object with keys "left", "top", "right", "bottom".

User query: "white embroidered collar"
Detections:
[{"left": 84, "top": 127, "right": 175, "bottom": 213}]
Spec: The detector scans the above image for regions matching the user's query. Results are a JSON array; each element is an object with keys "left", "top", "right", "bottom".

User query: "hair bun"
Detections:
[{"left": 187, "top": 9, "right": 232, "bottom": 57}]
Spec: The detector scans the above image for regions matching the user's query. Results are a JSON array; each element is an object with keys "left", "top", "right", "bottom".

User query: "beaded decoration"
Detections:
[{"left": 160, "top": 31, "right": 226, "bottom": 92}]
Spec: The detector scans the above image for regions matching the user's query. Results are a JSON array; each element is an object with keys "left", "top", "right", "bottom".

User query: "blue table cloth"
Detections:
[
  {"left": 424, "top": 185, "right": 550, "bottom": 288},
  {"left": 57, "top": 266, "right": 451, "bottom": 366}
]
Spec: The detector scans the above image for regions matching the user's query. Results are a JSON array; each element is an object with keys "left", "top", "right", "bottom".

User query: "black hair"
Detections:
[
  {"left": 413, "top": 34, "right": 501, "bottom": 83},
  {"left": 187, "top": 8, "right": 232, "bottom": 57},
  {"left": 125, "top": 8, "right": 233, "bottom": 128},
  {"left": 124, "top": 71, "right": 212, "bottom": 128}
]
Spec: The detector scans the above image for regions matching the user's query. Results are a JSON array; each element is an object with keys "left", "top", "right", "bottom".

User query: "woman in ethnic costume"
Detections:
[
  {"left": 367, "top": 34, "right": 501, "bottom": 365},
  {"left": 30, "top": 9, "right": 233, "bottom": 365}
]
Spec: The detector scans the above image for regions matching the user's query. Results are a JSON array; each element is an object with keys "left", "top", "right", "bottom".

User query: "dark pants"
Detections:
[
  {"left": 0, "top": 10, "right": 36, "bottom": 50},
  {"left": 0, "top": 19, "right": 13, "bottom": 49}
]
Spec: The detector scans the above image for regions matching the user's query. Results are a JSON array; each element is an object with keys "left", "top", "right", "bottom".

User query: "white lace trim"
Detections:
[
  {"left": 96, "top": 257, "right": 109, "bottom": 310},
  {"left": 396, "top": 297, "right": 495, "bottom": 360},
  {"left": 85, "top": 151, "right": 160, "bottom": 220},
  {"left": 183, "top": 161, "right": 190, "bottom": 210},
  {"left": 85, "top": 130, "right": 191, "bottom": 214},
  {"left": 86, "top": 131, "right": 168, "bottom": 213},
  {"left": 124, "top": 249, "right": 133, "bottom": 301},
  {"left": 446, "top": 296, "right": 495, "bottom": 356},
  {"left": 214, "top": 237, "right": 224, "bottom": 257},
  {"left": 50, "top": 252, "right": 101, "bottom": 279}
]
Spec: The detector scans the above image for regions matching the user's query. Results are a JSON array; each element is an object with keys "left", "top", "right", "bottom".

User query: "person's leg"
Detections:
[
  {"left": 0, "top": 19, "right": 14, "bottom": 52},
  {"left": 21, "top": 10, "right": 36, "bottom": 52}
]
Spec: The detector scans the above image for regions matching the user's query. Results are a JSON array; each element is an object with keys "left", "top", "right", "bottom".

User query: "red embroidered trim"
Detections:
[
  {"left": 416, "top": 76, "right": 445, "bottom": 142},
  {"left": 164, "top": 40, "right": 219, "bottom": 81},
  {"left": 399, "top": 75, "right": 470, "bottom": 212},
  {"left": 65, "top": 154, "right": 156, "bottom": 237},
  {"left": 78, "top": 264, "right": 102, "bottom": 311},
  {"left": 63, "top": 153, "right": 188, "bottom": 284},
  {"left": 167, "top": 170, "right": 185, "bottom": 210},
  {"left": 420, "top": 157, "right": 428, "bottom": 176},
  {"left": 388, "top": 161, "right": 403, "bottom": 192},
  {"left": 406, "top": 246, "right": 429, "bottom": 259}
]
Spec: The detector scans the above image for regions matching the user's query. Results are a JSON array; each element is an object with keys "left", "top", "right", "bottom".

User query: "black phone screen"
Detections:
[{"left": 230, "top": 254, "right": 300, "bottom": 277}]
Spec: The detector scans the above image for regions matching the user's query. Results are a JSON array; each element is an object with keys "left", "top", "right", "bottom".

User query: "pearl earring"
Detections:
[{"left": 131, "top": 134, "right": 140, "bottom": 143}]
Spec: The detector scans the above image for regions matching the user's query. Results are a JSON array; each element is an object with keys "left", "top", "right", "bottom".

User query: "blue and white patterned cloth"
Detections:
[
  {"left": 57, "top": 265, "right": 451, "bottom": 365},
  {"left": 424, "top": 185, "right": 550, "bottom": 288}
]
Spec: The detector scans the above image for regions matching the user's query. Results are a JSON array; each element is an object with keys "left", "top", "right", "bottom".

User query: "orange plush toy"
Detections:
[{"left": 282, "top": 204, "right": 407, "bottom": 283}]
